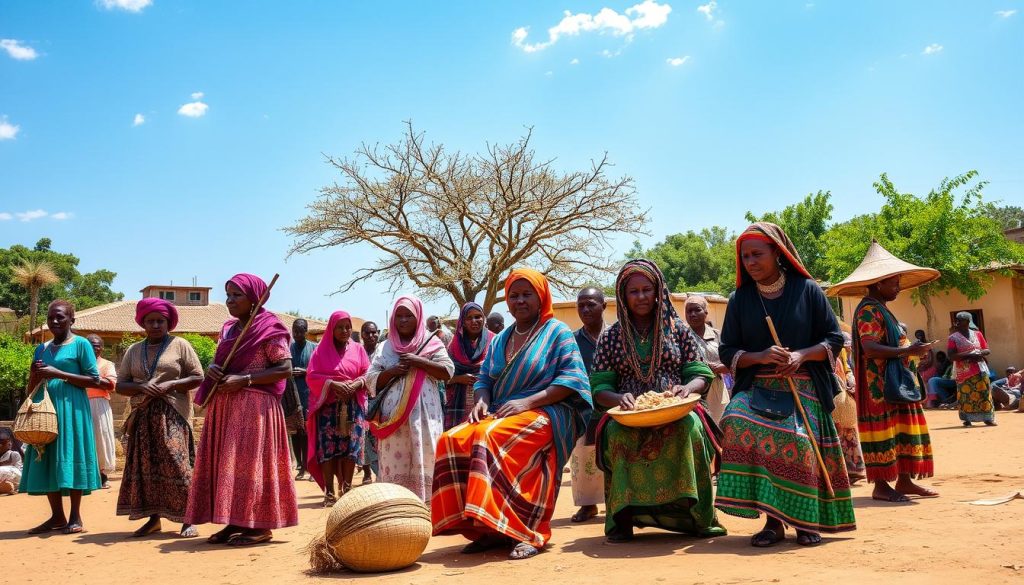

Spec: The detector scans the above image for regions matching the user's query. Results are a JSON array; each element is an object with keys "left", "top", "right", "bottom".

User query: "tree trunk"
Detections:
[
  {"left": 920, "top": 291, "right": 936, "bottom": 341},
  {"left": 29, "top": 286, "right": 39, "bottom": 344}
]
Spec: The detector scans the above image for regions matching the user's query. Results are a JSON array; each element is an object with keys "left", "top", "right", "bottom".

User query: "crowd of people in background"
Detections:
[{"left": 4, "top": 221, "right": 1021, "bottom": 562}]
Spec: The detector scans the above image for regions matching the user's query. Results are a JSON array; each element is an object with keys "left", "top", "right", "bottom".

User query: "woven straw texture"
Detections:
[
  {"left": 827, "top": 240, "right": 940, "bottom": 297},
  {"left": 307, "top": 482, "right": 431, "bottom": 574},
  {"left": 14, "top": 384, "right": 58, "bottom": 461},
  {"left": 607, "top": 394, "right": 700, "bottom": 428},
  {"left": 831, "top": 387, "right": 858, "bottom": 429}
]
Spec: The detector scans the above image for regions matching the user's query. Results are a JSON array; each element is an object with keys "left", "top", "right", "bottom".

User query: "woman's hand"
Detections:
[
  {"left": 332, "top": 380, "right": 355, "bottom": 398},
  {"left": 399, "top": 354, "right": 429, "bottom": 370},
  {"left": 217, "top": 374, "right": 248, "bottom": 393},
  {"left": 386, "top": 361, "right": 410, "bottom": 378},
  {"left": 140, "top": 380, "right": 164, "bottom": 397},
  {"left": 494, "top": 398, "right": 530, "bottom": 419},
  {"left": 618, "top": 392, "right": 636, "bottom": 411},
  {"left": 31, "top": 361, "right": 65, "bottom": 381},
  {"left": 775, "top": 349, "right": 806, "bottom": 376},
  {"left": 207, "top": 364, "right": 225, "bottom": 383},
  {"left": 758, "top": 346, "right": 791, "bottom": 367},
  {"left": 468, "top": 399, "right": 490, "bottom": 423},
  {"left": 669, "top": 385, "right": 691, "bottom": 398},
  {"left": 450, "top": 373, "right": 478, "bottom": 386},
  {"left": 710, "top": 362, "right": 731, "bottom": 375}
]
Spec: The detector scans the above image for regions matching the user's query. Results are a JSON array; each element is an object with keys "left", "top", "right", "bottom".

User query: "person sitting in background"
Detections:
[
  {"left": 992, "top": 366, "right": 1021, "bottom": 411},
  {"left": 926, "top": 352, "right": 956, "bottom": 408},
  {"left": 486, "top": 312, "right": 505, "bottom": 335},
  {"left": 0, "top": 428, "right": 23, "bottom": 495}
]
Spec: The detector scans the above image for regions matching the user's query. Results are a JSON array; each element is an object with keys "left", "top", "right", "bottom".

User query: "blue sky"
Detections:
[{"left": 2, "top": 1, "right": 1022, "bottom": 323}]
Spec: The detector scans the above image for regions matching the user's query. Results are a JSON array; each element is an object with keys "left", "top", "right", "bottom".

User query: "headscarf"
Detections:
[
  {"left": 306, "top": 311, "right": 370, "bottom": 397},
  {"left": 194, "top": 273, "right": 290, "bottom": 404},
  {"left": 448, "top": 302, "right": 494, "bottom": 369},
  {"left": 387, "top": 295, "right": 446, "bottom": 355},
  {"left": 504, "top": 268, "right": 554, "bottom": 325},
  {"left": 734, "top": 222, "right": 814, "bottom": 287},
  {"left": 614, "top": 259, "right": 685, "bottom": 384},
  {"left": 135, "top": 298, "right": 179, "bottom": 331},
  {"left": 955, "top": 311, "right": 979, "bottom": 330}
]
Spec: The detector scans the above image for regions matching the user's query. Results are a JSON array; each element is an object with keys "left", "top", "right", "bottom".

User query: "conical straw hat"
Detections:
[{"left": 827, "top": 240, "right": 940, "bottom": 297}]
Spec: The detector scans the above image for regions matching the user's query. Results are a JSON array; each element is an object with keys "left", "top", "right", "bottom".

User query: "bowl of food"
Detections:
[{"left": 607, "top": 392, "right": 701, "bottom": 428}]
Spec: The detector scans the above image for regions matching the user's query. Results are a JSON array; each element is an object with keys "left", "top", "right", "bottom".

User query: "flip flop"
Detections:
[
  {"left": 226, "top": 532, "right": 272, "bottom": 547},
  {"left": 28, "top": 521, "right": 67, "bottom": 535},
  {"left": 509, "top": 542, "right": 540, "bottom": 560},
  {"left": 62, "top": 522, "right": 84, "bottom": 535},
  {"left": 207, "top": 528, "right": 240, "bottom": 544},
  {"left": 872, "top": 492, "right": 911, "bottom": 503},
  {"left": 571, "top": 507, "right": 598, "bottom": 523},
  {"left": 796, "top": 531, "right": 822, "bottom": 546},
  {"left": 751, "top": 529, "right": 784, "bottom": 547}
]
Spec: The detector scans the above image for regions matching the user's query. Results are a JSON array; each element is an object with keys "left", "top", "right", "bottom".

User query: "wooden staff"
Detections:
[
  {"left": 200, "top": 273, "right": 280, "bottom": 409},
  {"left": 765, "top": 315, "right": 835, "bottom": 498}
]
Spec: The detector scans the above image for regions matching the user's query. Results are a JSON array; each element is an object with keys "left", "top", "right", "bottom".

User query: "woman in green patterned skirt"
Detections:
[
  {"left": 717, "top": 223, "right": 856, "bottom": 547},
  {"left": 592, "top": 259, "right": 726, "bottom": 543}
]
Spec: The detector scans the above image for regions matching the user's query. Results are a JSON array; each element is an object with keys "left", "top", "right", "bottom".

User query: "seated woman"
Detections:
[
  {"left": 305, "top": 310, "right": 370, "bottom": 506},
  {"left": 592, "top": 260, "right": 726, "bottom": 543},
  {"left": 431, "top": 269, "right": 592, "bottom": 560}
]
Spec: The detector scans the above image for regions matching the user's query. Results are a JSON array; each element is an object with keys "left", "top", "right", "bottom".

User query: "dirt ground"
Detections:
[{"left": 3, "top": 409, "right": 1023, "bottom": 584}]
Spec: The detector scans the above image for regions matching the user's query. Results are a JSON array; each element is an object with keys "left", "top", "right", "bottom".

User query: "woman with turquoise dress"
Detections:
[{"left": 21, "top": 300, "right": 102, "bottom": 535}]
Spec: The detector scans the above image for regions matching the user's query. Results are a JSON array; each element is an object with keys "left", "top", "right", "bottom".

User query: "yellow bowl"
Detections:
[{"left": 607, "top": 394, "right": 701, "bottom": 428}]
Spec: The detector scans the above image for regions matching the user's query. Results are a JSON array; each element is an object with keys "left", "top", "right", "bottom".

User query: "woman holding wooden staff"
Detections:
[
  {"left": 717, "top": 223, "right": 855, "bottom": 547},
  {"left": 185, "top": 274, "right": 298, "bottom": 546}
]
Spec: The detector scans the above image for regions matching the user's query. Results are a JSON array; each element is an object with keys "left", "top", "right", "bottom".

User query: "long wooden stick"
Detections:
[
  {"left": 200, "top": 274, "right": 281, "bottom": 408},
  {"left": 765, "top": 316, "right": 835, "bottom": 498}
]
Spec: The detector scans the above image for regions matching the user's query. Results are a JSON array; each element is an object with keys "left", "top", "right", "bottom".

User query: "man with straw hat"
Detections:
[{"left": 829, "top": 241, "right": 941, "bottom": 503}]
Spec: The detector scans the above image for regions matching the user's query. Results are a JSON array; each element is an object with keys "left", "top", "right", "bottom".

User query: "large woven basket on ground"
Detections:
[
  {"left": 14, "top": 384, "right": 58, "bottom": 460},
  {"left": 307, "top": 482, "right": 432, "bottom": 573}
]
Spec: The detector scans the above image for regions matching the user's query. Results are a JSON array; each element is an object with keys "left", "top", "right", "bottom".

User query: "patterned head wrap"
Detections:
[
  {"left": 615, "top": 259, "right": 683, "bottom": 384},
  {"left": 734, "top": 222, "right": 814, "bottom": 287}
]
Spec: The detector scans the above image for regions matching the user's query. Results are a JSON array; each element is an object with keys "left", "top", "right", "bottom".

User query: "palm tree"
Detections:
[{"left": 12, "top": 260, "right": 60, "bottom": 343}]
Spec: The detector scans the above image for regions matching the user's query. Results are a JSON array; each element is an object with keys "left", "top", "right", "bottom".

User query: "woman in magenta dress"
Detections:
[{"left": 185, "top": 274, "right": 298, "bottom": 546}]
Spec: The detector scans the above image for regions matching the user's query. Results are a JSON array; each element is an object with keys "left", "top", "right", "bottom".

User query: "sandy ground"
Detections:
[{"left": 3, "top": 409, "right": 1023, "bottom": 585}]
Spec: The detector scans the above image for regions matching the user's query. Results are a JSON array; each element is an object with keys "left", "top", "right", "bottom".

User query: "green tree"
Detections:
[
  {"left": 622, "top": 227, "right": 737, "bottom": 295},
  {"left": 823, "top": 171, "right": 1024, "bottom": 337},
  {"left": 11, "top": 260, "right": 60, "bottom": 343},
  {"left": 0, "top": 334, "right": 35, "bottom": 408},
  {"left": 180, "top": 333, "right": 217, "bottom": 369},
  {"left": 745, "top": 191, "right": 834, "bottom": 279},
  {"left": 983, "top": 203, "right": 1024, "bottom": 231}
]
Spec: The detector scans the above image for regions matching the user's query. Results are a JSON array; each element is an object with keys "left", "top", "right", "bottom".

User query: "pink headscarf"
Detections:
[
  {"left": 135, "top": 298, "right": 179, "bottom": 331},
  {"left": 306, "top": 310, "right": 370, "bottom": 411},
  {"left": 388, "top": 295, "right": 446, "bottom": 355}
]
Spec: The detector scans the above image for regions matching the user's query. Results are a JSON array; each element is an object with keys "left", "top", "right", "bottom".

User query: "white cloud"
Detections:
[
  {"left": 995, "top": 9, "right": 1017, "bottom": 18},
  {"left": 191, "top": 91, "right": 204, "bottom": 100},
  {"left": 697, "top": 1, "right": 724, "bottom": 28},
  {"left": 1, "top": 39, "right": 38, "bottom": 60},
  {"left": 0, "top": 213, "right": 12, "bottom": 221},
  {"left": 922, "top": 43, "right": 943, "bottom": 55},
  {"left": 0, "top": 116, "right": 19, "bottom": 140},
  {"left": 177, "top": 101, "right": 208, "bottom": 118},
  {"left": 16, "top": 209, "right": 48, "bottom": 222},
  {"left": 98, "top": 0, "right": 152, "bottom": 12},
  {"left": 133, "top": 113, "right": 145, "bottom": 126},
  {"left": 512, "top": 1, "right": 672, "bottom": 52},
  {"left": 601, "top": 48, "right": 623, "bottom": 58},
  {"left": 666, "top": 56, "right": 690, "bottom": 66},
  {"left": 51, "top": 212, "right": 73, "bottom": 220},
  {"left": 570, "top": 57, "right": 580, "bottom": 65}
]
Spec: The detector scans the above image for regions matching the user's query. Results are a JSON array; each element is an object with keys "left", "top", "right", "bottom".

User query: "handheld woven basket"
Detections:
[
  {"left": 307, "top": 482, "right": 432, "bottom": 573},
  {"left": 14, "top": 383, "right": 58, "bottom": 461}
]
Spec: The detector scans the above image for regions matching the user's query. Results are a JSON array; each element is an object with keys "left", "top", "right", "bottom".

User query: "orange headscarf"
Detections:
[
  {"left": 504, "top": 268, "right": 554, "bottom": 325},
  {"left": 734, "top": 222, "right": 813, "bottom": 287}
]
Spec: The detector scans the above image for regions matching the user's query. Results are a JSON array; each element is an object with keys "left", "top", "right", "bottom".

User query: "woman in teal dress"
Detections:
[{"left": 21, "top": 300, "right": 102, "bottom": 535}]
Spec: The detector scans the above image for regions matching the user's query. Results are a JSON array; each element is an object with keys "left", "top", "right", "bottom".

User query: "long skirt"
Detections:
[
  {"left": 184, "top": 389, "right": 298, "bottom": 529},
  {"left": 21, "top": 382, "right": 101, "bottom": 495},
  {"left": 444, "top": 381, "right": 473, "bottom": 431},
  {"left": 377, "top": 379, "right": 443, "bottom": 502},
  {"left": 316, "top": 400, "right": 365, "bottom": 464},
  {"left": 89, "top": 397, "right": 117, "bottom": 475},
  {"left": 857, "top": 378, "right": 934, "bottom": 482},
  {"left": 958, "top": 373, "right": 995, "bottom": 423},
  {"left": 570, "top": 437, "right": 604, "bottom": 507},
  {"left": 431, "top": 410, "right": 560, "bottom": 548},
  {"left": 117, "top": 399, "right": 194, "bottom": 522},
  {"left": 716, "top": 376, "right": 856, "bottom": 533},
  {"left": 600, "top": 411, "right": 725, "bottom": 537}
]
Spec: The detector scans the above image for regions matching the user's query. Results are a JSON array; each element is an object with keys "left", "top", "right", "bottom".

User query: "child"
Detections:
[{"left": 0, "top": 428, "right": 23, "bottom": 495}]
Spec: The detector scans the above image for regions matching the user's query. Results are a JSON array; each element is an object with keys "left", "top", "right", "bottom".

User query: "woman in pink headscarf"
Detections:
[
  {"left": 185, "top": 274, "right": 298, "bottom": 547},
  {"left": 305, "top": 311, "right": 370, "bottom": 506},
  {"left": 365, "top": 295, "right": 454, "bottom": 502}
]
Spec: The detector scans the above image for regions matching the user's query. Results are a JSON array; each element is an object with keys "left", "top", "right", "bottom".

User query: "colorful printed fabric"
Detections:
[
  {"left": 854, "top": 302, "right": 934, "bottom": 481},
  {"left": 957, "top": 373, "right": 995, "bottom": 423},
  {"left": 20, "top": 336, "right": 101, "bottom": 495},
  {"left": 117, "top": 399, "right": 194, "bottom": 522},
  {"left": 716, "top": 375, "right": 856, "bottom": 533},
  {"left": 431, "top": 410, "right": 560, "bottom": 547},
  {"left": 948, "top": 330, "right": 990, "bottom": 384},
  {"left": 445, "top": 302, "right": 493, "bottom": 430},
  {"left": 315, "top": 399, "right": 365, "bottom": 464},
  {"left": 837, "top": 426, "right": 865, "bottom": 478}
]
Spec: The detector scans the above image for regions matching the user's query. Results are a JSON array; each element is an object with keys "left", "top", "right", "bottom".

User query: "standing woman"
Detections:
[
  {"left": 116, "top": 298, "right": 204, "bottom": 537},
  {"left": 21, "top": 300, "right": 101, "bottom": 535},
  {"left": 365, "top": 296, "right": 454, "bottom": 501},
  {"left": 185, "top": 274, "right": 298, "bottom": 546},
  {"left": 717, "top": 223, "right": 855, "bottom": 547},
  {"left": 444, "top": 302, "right": 493, "bottom": 430},
  {"left": 684, "top": 294, "right": 731, "bottom": 423},
  {"left": 948, "top": 312, "right": 996, "bottom": 427},
  {"left": 305, "top": 311, "right": 370, "bottom": 506}
]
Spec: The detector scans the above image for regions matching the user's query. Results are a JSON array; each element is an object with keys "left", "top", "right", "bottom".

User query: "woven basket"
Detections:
[
  {"left": 307, "top": 482, "right": 431, "bottom": 573},
  {"left": 831, "top": 387, "right": 858, "bottom": 429},
  {"left": 14, "top": 383, "right": 58, "bottom": 461},
  {"left": 608, "top": 394, "right": 700, "bottom": 428}
]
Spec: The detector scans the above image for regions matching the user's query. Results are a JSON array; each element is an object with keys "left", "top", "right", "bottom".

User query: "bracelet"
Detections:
[{"left": 245, "top": 375, "right": 252, "bottom": 387}]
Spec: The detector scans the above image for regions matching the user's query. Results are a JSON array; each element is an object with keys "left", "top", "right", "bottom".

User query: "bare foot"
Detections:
[
  {"left": 894, "top": 479, "right": 939, "bottom": 498},
  {"left": 872, "top": 482, "right": 910, "bottom": 503},
  {"left": 28, "top": 518, "right": 67, "bottom": 535},
  {"left": 131, "top": 517, "right": 162, "bottom": 537}
]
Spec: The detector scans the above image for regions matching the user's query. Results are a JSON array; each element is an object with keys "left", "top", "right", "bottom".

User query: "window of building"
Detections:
[
  {"left": 949, "top": 309, "right": 984, "bottom": 334},
  {"left": 189, "top": 291, "right": 201, "bottom": 302},
  {"left": 159, "top": 291, "right": 176, "bottom": 301}
]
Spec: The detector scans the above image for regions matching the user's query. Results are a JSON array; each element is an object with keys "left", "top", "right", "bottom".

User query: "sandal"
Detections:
[
  {"left": 571, "top": 506, "right": 598, "bottom": 523},
  {"left": 751, "top": 529, "right": 784, "bottom": 547},
  {"left": 179, "top": 525, "right": 199, "bottom": 538},
  {"left": 28, "top": 520, "right": 67, "bottom": 535},
  {"left": 226, "top": 532, "right": 272, "bottom": 547},
  {"left": 984, "top": 421, "right": 998, "bottom": 426},
  {"left": 207, "top": 527, "right": 241, "bottom": 545},
  {"left": 796, "top": 531, "right": 822, "bottom": 546},
  {"left": 872, "top": 492, "right": 910, "bottom": 503},
  {"left": 323, "top": 493, "right": 337, "bottom": 508},
  {"left": 509, "top": 542, "right": 540, "bottom": 560},
  {"left": 62, "top": 522, "right": 84, "bottom": 535}
]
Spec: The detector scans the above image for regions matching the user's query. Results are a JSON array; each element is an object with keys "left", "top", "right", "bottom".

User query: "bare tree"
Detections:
[{"left": 285, "top": 123, "right": 649, "bottom": 312}]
